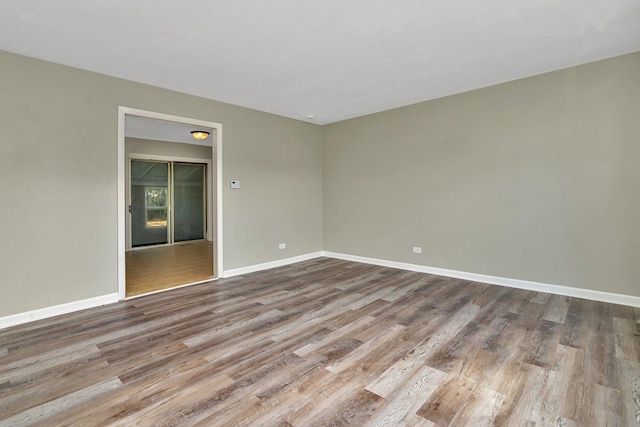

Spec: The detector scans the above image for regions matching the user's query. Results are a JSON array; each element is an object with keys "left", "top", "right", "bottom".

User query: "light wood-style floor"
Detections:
[
  {"left": 126, "top": 240, "right": 213, "bottom": 297},
  {"left": 1, "top": 258, "right": 639, "bottom": 426}
]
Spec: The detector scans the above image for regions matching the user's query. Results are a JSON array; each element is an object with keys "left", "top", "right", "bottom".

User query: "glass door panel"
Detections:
[
  {"left": 131, "top": 160, "right": 169, "bottom": 247},
  {"left": 173, "top": 163, "right": 205, "bottom": 242}
]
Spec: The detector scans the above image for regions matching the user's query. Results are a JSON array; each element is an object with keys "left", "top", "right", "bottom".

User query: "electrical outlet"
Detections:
[
  {"left": 412, "top": 246, "right": 422, "bottom": 254},
  {"left": 230, "top": 180, "right": 240, "bottom": 189},
  {"left": 279, "top": 243, "right": 286, "bottom": 249}
]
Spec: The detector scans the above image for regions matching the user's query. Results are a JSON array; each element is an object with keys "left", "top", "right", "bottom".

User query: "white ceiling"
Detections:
[
  {"left": 126, "top": 116, "right": 213, "bottom": 146},
  {"left": 1, "top": 1, "right": 639, "bottom": 124}
]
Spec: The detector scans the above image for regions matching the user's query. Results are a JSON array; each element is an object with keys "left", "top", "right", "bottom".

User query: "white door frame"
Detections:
[{"left": 117, "top": 106, "right": 223, "bottom": 300}]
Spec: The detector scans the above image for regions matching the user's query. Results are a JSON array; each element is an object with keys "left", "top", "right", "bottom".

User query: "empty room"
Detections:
[{"left": 1, "top": 1, "right": 639, "bottom": 426}]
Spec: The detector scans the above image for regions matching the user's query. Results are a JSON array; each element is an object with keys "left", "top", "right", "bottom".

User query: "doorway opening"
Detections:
[{"left": 117, "top": 107, "right": 222, "bottom": 300}]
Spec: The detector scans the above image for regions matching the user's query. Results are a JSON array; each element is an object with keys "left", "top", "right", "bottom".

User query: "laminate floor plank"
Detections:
[
  {"left": 447, "top": 383, "right": 506, "bottom": 427},
  {"left": 613, "top": 317, "right": 640, "bottom": 363},
  {"left": 560, "top": 297, "right": 590, "bottom": 349},
  {"left": 319, "top": 299, "right": 390, "bottom": 331},
  {"left": 0, "top": 358, "right": 113, "bottom": 419},
  {"left": 245, "top": 363, "right": 343, "bottom": 426},
  {"left": 324, "top": 324, "right": 407, "bottom": 374},
  {"left": 529, "top": 291, "right": 552, "bottom": 305},
  {"left": 416, "top": 369, "right": 478, "bottom": 426},
  {"left": 381, "top": 300, "right": 442, "bottom": 330},
  {"left": 488, "top": 360, "right": 535, "bottom": 425},
  {"left": 615, "top": 359, "right": 640, "bottom": 426},
  {"left": 0, "top": 257, "right": 638, "bottom": 426},
  {"left": 520, "top": 318, "right": 563, "bottom": 369},
  {"left": 287, "top": 369, "right": 381, "bottom": 426},
  {"left": 590, "top": 383, "right": 624, "bottom": 427},
  {"left": 367, "top": 365, "right": 446, "bottom": 426},
  {"left": 190, "top": 395, "right": 264, "bottom": 427},
  {"left": 183, "top": 309, "right": 285, "bottom": 348},
  {"left": 468, "top": 283, "right": 504, "bottom": 308},
  {"left": 0, "top": 343, "right": 101, "bottom": 384},
  {"left": 366, "top": 304, "right": 479, "bottom": 399},
  {"left": 552, "top": 344, "right": 591, "bottom": 424},
  {"left": 306, "top": 389, "right": 386, "bottom": 426},
  {"left": 491, "top": 362, "right": 550, "bottom": 426},
  {"left": 109, "top": 373, "right": 235, "bottom": 427},
  {"left": 219, "top": 326, "right": 332, "bottom": 380},
  {"left": 294, "top": 315, "right": 376, "bottom": 357},
  {"left": 0, "top": 377, "right": 123, "bottom": 427},
  {"left": 38, "top": 357, "right": 216, "bottom": 426}
]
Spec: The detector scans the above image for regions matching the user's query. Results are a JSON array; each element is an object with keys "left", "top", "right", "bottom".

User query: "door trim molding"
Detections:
[{"left": 117, "top": 107, "right": 223, "bottom": 300}]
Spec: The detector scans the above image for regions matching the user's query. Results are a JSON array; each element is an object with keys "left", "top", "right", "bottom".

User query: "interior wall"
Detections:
[
  {"left": 0, "top": 50, "right": 323, "bottom": 317},
  {"left": 2, "top": 47, "right": 638, "bottom": 319},
  {"left": 323, "top": 52, "right": 640, "bottom": 298}
]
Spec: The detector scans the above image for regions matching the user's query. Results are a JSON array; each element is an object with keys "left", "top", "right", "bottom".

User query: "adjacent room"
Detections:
[
  {"left": 0, "top": 1, "right": 639, "bottom": 425},
  {"left": 124, "top": 116, "right": 217, "bottom": 297}
]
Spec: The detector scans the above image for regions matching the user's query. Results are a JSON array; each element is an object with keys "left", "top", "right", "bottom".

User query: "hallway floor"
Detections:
[{"left": 125, "top": 240, "right": 213, "bottom": 297}]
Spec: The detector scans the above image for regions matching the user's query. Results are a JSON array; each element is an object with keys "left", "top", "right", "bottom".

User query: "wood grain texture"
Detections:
[
  {"left": 0, "top": 257, "right": 638, "bottom": 426},
  {"left": 126, "top": 240, "right": 213, "bottom": 297}
]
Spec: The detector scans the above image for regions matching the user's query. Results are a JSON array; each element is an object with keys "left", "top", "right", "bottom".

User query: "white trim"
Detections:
[
  {"left": 5, "top": 250, "right": 638, "bottom": 330},
  {"left": 124, "top": 278, "right": 216, "bottom": 300},
  {"left": 215, "top": 126, "right": 223, "bottom": 279},
  {"left": 128, "top": 239, "right": 208, "bottom": 252},
  {"left": 223, "top": 252, "right": 324, "bottom": 278},
  {"left": 169, "top": 161, "right": 174, "bottom": 244},
  {"left": 118, "top": 108, "right": 127, "bottom": 300},
  {"left": 0, "top": 294, "right": 119, "bottom": 330},
  {"left": 322, "top": 251, "right": 640, "bottom": 308},
  {"left": 118, "top": 107, "right": 223, "bottom": 300},
  {"left": 128, "top": 153, "right": 213, "bottom": 163}
]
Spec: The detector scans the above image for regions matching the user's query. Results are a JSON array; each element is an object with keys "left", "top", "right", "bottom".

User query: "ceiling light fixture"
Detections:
[{"left": 190, "top": 130, "right": 210, "bottom": 140}]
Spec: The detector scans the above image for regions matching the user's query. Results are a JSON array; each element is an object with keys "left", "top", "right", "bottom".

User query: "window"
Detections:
[{"left": 145, "top": 187, "right": 168, "bottom": 227}]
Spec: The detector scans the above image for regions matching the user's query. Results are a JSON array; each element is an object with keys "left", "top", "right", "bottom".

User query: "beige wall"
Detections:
[
  {"left": 0, "top": 50, "right": 323, "bottom": 317},
  {"left": 1, "top": 48, "right": 638, "bottom": 319},
  {"left": 323, "top": 52, "right": 640, "bottom": 297}
]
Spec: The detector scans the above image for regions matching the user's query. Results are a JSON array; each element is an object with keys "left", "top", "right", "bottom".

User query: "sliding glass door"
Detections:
[
  {"left": 130, "top": 160, "right": 205, "bottom": 248},
  {"left": 174, "top": 163, "right": 205, "bottom": 242},
  {"left": 131, "top": 161, "right": 170, "bottom": 247}
]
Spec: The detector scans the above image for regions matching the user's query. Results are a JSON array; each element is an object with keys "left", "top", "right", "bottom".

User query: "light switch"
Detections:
[{"left": 230, "top": 180, "right": 240, "bottom": 189}]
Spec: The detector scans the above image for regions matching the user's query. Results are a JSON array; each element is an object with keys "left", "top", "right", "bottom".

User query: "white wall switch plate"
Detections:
[
  {"left": 412, "top": 246, "right": 422, "bottom": 254},
  {"left": 279, "top": 243, "right": 286, "bottom": 249},
  {"left": 230, "top": 180, "right": 240, "bottom": 189}
]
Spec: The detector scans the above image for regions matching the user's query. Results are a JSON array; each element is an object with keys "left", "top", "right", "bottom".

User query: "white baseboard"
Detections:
[
  {"left": 1, "top": 251, "right": 324, "bottom": 330},
  {"left": 222, "top": 251, "right": 324, "bottom": 278},
  {"left": 4, "top": 250, "right": 638, "bottom": 330},
  {"left": 323, "top": 251, "right": 640, "bottom": 308},
  {"left": 0, "top": 293, "right": 119, "bottom": 330}
]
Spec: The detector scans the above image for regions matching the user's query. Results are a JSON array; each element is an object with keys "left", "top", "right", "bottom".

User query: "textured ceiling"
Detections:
[{"left": 1, "top": 1, "right": 639, "bottom": 124}]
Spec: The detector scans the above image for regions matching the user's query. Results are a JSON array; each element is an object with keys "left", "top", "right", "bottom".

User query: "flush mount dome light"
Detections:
[{"left": 191, "top": 130, "right": 210, "bottom": 140}]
